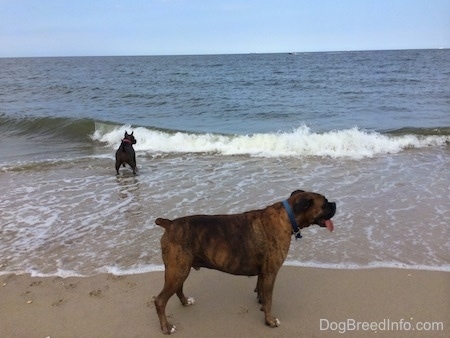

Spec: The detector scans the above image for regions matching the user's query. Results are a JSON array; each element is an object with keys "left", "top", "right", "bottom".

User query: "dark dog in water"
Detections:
[
  {"left": 115, "top": 131, "right": 137, "bottom": 175},
  {"left": 154, "top": 190, "right": 336, "bottom": 334}
]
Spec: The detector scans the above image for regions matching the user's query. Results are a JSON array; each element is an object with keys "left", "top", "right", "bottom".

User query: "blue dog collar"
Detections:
[{"left": 282, "top": 199, "right": 302, "bottom": 240}]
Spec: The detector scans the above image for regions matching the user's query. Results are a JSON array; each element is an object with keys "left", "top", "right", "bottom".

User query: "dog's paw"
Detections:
[
  {"left": 169, "top": 325, "right": 176, "bottom": 334},
  {"left": 186, "top": 297, "right": 195, "bottom": 305},
  {"left": 163, "top": 324, "right": 176, "bottom": 335},
  {"left": 266, "top": 317, "right": 281, "bottom": 328},
  {"left": 181, "top": 296, "right": 195, "bottom": 306}
]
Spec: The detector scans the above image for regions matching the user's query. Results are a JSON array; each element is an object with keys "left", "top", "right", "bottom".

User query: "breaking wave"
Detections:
[
  {"left": 2, "top": 114, "right": 448, "bottom": 159},
  {"left": 92, "top": 122, "right": 450, "bottom": 159}
]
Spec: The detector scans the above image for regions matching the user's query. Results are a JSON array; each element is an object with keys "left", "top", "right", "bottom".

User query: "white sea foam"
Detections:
[
  {"left": 92, "top": 124, "right": 449, "bottom": 159},
  {"left": 283, "top": 261, "right": 450, "bottom": 272},
  {"left": 1, "top": 136, "right": 449, "bottom": 277}
]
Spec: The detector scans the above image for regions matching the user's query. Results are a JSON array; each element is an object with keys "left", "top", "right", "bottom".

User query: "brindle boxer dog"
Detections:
[
  {"left": 154, "top": 190, "right": 336, "bottom": 334},
  {"left": 115, "top": 131, "right": 137, "bottom": 175}
]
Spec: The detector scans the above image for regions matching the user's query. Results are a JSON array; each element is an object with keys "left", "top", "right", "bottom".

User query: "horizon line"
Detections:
[{"left": 1, "top": 47, "right": 448, "bottom": 59}]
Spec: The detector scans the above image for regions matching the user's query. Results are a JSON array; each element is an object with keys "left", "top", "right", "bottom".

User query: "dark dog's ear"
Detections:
[
  {"left": 130, "top": 131, "right": 134, "bottom": 136},
  {"left": 124, "top": 131, "right": 129, "bottom": 137},
  {"left": 290, "top": 190, "right": 305, "bottom": 197},
  {"left": 293, "top": 197, "right": 313, "bottom": 213}
]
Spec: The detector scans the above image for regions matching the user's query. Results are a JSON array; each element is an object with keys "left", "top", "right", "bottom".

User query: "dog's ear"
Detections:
[
  {"left": 124, "top": 131, "right": 129, "bottom": 137},
  {"left": 290, "top": 190, "right": 305, "bottom": 197},
  {"left": 131, "top": 131, "right": 134, "bottom": 136},
  {"left": 293, "top": 197, "right": 313, "bottom": 213}
]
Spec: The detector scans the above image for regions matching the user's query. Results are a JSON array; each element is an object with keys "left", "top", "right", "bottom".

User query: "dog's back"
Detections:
[
  {"left": 115, "top": 131, "right": 137, "bottom": 175},
  {"left": 155, "top": 209, "right": 279, "bottom": 276}
]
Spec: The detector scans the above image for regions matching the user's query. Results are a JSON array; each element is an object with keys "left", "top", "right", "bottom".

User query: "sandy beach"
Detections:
[{"left": 1, "top": 267, "right": 448, "bottom": 337}]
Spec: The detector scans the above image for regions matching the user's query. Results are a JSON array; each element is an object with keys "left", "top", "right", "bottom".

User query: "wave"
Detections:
[
  {"left": 3, "top": 115, "right": 448, "bottom": 159},
  {"left": 0, "top": 114, "right": 98, "bottom": 142},
  {"left": 92, "top": 122, "right": 450, "bottom": 159},
  {"left": 386, "top": 126, "right": 450, "bottom": 137}
]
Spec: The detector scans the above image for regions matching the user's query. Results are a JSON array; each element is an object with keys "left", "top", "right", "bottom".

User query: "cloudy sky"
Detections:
[{"left": 1, "top": 0, "right": 449, "bottom": 57}]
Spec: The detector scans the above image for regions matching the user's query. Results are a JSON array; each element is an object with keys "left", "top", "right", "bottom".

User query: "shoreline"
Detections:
[
  {"left": 2, "top": 262, "right": 450, "bottom": 279},
  {"left": 1, "top": 267, "right": 448, "bottom": 337}
]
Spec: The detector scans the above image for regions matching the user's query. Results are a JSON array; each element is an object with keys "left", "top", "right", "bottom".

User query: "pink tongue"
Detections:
[{"left": 324, "top": 220, "right": 334, "bottom": 232}]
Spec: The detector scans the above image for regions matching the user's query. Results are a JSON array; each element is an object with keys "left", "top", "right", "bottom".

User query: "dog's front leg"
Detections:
[{"left": 259, "top": 272, "right": 280, "bottom": 328}]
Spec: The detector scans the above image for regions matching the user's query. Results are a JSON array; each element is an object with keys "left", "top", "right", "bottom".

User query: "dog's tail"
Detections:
[{"left": 155, "top": 218, "right": 172, "bottom": 229}]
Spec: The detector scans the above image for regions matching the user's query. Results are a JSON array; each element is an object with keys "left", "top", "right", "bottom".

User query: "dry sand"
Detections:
[{"left": 1, "top": 267, "right": 448, "bottom": 337}]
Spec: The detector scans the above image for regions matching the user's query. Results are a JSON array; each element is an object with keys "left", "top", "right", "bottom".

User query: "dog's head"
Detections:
[
  {"left": 287, "top": 190, "right": 336, "bottom": 231},
  {"left": 124, "top": 131, "right": 137, "bottom": 145}
]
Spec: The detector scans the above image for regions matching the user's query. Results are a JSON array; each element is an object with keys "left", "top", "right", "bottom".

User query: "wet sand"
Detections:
[{"left": 1, "top": 267, "right": 448, "bottom": 337}]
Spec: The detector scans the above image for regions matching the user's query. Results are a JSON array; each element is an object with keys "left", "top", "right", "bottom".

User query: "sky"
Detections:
[{"left": 1, "top": 0, "right": 449, "bottom": 57}]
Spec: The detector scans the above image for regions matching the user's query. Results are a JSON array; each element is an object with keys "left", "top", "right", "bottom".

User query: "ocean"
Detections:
[{"left": 0, "top": 49, "right": 449, "bottom": 277}]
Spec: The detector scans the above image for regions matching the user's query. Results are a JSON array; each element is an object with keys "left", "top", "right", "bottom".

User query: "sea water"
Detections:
[{"left": 0, "top": 50, "right": 449, "bottom": 276}]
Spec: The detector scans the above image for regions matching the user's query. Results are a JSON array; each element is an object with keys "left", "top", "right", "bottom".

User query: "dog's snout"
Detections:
[{"left": 328, "top": 202, "right": 336, "bottom": 217}]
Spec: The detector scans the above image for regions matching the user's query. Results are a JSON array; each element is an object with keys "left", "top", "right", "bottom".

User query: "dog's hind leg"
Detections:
[
  {"left": 115, "top": 161, "right": 121, "bottom": 175},
  {"left": 126, "top": 160, "right": 137, "bottom": 175},
  {"left": 131, "top": 163, "right": 137, "bottom": 175},
  {"left": 155, "top": 249, "right": 193, "bottom": 334}
]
